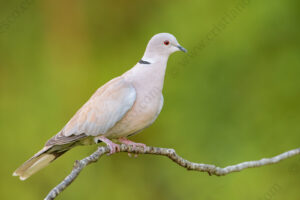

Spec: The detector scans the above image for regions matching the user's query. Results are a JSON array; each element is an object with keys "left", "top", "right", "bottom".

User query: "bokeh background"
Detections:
[{"left": 1, "top": 0, "right": 299, "bottom": 199}]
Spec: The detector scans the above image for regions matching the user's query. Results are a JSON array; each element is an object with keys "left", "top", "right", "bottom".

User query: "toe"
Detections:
[
  {"left": 109, "top": 148, "right": 115, "bottom": 155},
  {"left": 107, "top": 145, "right": 116, "bottom": 155},
  {"left": 115, "top": 144, "right": 120, "bottom": 152}
]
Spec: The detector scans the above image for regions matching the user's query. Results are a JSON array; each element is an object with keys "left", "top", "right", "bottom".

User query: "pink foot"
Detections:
[
  {"left": 94, "top": 136, "right": 120, "bottom": 155},
  {"left": 118, "top": 138, "right": 147, "bottom": 152}
]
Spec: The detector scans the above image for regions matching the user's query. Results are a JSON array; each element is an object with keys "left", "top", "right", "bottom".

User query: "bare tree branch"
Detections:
[{"left": 44, "top": 145, "right": 300, "bottom": 200}]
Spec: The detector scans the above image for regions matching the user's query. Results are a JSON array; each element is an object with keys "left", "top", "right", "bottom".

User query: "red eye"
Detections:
[{"left": 164, "top": 40, "right": 170, "bottom": 45}]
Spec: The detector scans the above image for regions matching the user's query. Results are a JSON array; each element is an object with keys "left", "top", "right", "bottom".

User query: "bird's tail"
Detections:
[{"left": 13, "top": 146, "right": 68, "bottom": 180}]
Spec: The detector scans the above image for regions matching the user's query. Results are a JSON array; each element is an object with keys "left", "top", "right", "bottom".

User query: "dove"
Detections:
[{"left": 13, "top": 33, "right": 187, "bottom": 180}]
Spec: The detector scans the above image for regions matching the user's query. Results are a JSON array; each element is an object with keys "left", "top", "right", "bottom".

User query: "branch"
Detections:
[{"left": 44, "top": 145, "right": 300, "bottom": 200}]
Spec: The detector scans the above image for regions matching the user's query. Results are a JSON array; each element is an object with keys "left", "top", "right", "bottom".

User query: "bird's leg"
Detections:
[
  {"left": 94, "top": 136, "right": 120, "bottom": 155},
  {"left": 118, "top": 137, "right": 147, "bottom": 152}
]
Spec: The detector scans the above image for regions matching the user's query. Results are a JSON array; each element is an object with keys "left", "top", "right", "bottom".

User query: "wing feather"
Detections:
[{"left": 46, "top": 77, "right": 136, "bottom": 146}]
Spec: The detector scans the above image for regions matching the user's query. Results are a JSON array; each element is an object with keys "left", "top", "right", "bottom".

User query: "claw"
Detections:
[
  {"left": 118, "top": 138, "right": 147, "bottom": 152},
  {"left": 107, "top": 142, "right": 120, "bottom": 155},
  {"left": 94, "top": 136, "right": 120, "bottom": 155}
]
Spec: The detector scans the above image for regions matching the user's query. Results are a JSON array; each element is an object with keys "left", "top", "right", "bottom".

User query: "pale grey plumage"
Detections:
[
  {"left": 63, "top": 77, "right": 136, "bottom": 137},
  {"left": 13, "top": 33, "right": 187, "bottom": 180}
]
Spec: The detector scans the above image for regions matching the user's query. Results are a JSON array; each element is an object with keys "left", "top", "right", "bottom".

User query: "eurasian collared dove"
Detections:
[{"left": 13, "top": 33, "right": 187, "bottom": 180}]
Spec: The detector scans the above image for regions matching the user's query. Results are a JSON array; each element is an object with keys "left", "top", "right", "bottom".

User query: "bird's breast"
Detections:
[{"left": 106, "top": 87, "right": 163, "bottom": 138}]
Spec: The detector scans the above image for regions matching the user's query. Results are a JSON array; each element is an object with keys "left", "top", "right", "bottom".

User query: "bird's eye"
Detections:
[{"left": 164, "top": 40, "right": 170, "bottom": 45}]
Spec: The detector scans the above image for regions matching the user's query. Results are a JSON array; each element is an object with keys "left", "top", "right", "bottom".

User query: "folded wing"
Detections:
[{"left": 46, "top": 77, "right": 136, "bottom": 146}]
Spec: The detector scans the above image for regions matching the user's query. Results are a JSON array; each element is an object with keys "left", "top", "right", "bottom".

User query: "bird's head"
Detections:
[{"left": 143, "top": 33, "right": 187, "bottom": 61}]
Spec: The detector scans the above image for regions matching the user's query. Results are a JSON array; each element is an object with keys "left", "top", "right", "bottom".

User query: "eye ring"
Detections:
[{"left": 164, "top": 40, "right": 170, "bottom": 45}]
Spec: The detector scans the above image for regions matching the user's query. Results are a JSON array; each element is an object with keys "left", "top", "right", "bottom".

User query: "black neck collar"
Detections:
[{"left": 139, "top": 59, "right": 151, "bottom": 64}]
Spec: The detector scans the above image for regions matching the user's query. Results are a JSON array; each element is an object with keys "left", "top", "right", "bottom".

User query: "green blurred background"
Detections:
[{"left": 1, "top": 0, "right": 299, "bottom": 199}]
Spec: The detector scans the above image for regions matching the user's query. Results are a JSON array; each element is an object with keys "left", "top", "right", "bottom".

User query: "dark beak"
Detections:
[{"left": 177, "top": 45, "right": 187, "bottom": 53}]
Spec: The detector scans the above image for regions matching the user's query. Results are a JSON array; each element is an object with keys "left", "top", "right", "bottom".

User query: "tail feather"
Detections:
[{"left": 13, "top": 146, "right": 67, "bottom": 180}]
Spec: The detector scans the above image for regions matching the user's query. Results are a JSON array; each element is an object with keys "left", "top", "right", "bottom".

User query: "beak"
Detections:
[{"left": 177, "top": 45, "right": 187, "bottom": 53}]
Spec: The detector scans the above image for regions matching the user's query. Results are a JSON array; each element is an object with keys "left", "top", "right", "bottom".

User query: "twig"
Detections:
[{"left": 44, "top": 145, "right": 300, "bottom": 200}]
